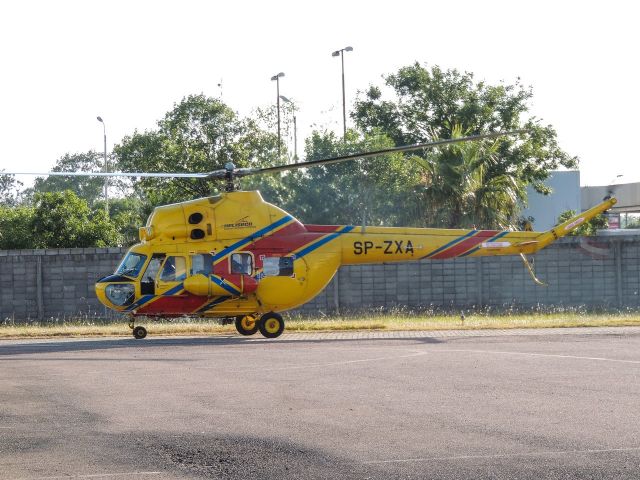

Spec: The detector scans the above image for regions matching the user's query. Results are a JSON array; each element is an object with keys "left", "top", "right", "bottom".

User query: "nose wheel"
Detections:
[
  {"left": 132, "top": 325, "right": 147, "bottom": 339},
  {"left": 258, "top": 312, "right": 285, "bottom": 339}
]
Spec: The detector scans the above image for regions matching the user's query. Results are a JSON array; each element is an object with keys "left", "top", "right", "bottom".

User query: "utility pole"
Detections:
[
  {"left": 270, "top": 72, "right": 285, "bottom": 158},
  {"left": 96, "top": 116, "right": 108, "bottom": 216},
  {"left": 332, "top": 46, "right": 353, "bottom": 140}
]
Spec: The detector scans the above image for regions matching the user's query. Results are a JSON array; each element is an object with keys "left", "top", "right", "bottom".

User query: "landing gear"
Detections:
[
  {"left": 258, "top": 312, "right": 285, "bottom": 339},
  {"left": 132, "top": 326, "right": 147, "bottom": 339},
  {"left": 235, "top": 315, "right": 259, "bottom": 336}
]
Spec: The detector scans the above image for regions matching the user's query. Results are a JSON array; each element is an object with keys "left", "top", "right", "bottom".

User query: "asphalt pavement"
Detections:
[{"left": 2, "top": 327, "right": 640, "bottom": 479}]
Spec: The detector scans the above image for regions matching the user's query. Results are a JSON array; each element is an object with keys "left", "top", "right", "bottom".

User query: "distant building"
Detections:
[
  {"left": 521, "top": 170, "right": 581, "bottom": 230},
  {"left": 581, "top": 182, "right": 640, "bottom": 213}
]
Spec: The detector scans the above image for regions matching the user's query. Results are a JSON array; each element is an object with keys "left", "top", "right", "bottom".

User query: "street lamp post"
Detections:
[
  {"left": 270, "top": 72, "right": 285, "bottom": 158},
  {"left": 332, "top": 46, "right": 353, "bottom": 140},
  {"left": 279, "top": 95, "right": 298, "bottom": 162},
  {"left": 96, "top": 116, "right": 108, "bottom": 216}
]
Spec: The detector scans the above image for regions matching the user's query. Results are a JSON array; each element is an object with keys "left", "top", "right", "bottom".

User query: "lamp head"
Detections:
[{"left": 97, "top": 116, "right": 103, "bottom": 123}]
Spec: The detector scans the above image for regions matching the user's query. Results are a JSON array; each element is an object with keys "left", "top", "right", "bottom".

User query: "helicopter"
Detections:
[{"left": 9, "top": 131, "right": 616, "bottom": 339}]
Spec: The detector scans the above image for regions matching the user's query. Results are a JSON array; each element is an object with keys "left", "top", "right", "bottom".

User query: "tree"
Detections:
[
  {"left": 0, "top": 173, "right": 23, "bottom": 206},
  {"left": 30, "top": 152, "right": 106, "bottom": 205},
  {"left": 352, "top": 63, "right": 577, "bottom": 227},
  {"left": 30, "top": 191, "right": 121, "bottom": 248},
  {"left": 0, "top": 205, "right": 34, "bottom": 249},
  {"left": 412, "top": 124, "right": 527, "bottom": 228},
  {"left": 281, "top": 129, "right": 421, "bottom": 226},
  {"left": 115, "top": 94, "right": 281, "bottom": 207},
  {"left": 557, "top": 209, "right": 607, "bottom": 236}
]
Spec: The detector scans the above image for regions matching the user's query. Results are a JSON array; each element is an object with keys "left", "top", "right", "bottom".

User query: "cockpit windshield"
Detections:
[{"left": 115, "top": 253, "right": 147, "bottom": 278}]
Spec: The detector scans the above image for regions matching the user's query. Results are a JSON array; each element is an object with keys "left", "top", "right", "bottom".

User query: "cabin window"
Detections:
[
  {"left": 190, "top": 254, "right": 213, "bottom": 276},
  {"left": 140, "top": 254, "right": 165, "bottom": 295},
  {"left": 115, "top": 253, "right": 147, "bottom": 278},
  {"left": 160, "top": 256, "right": 187, "bottom": 282},
  {"left": 230, "top": 253, "right": 253, "bottom": 275},
  {"left": 262, "top": 256, "right": 294, "bottom": 277}
]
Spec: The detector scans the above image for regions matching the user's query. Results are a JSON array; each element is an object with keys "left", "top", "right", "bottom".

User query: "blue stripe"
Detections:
[
  {"left": 125, "top": 283, "right": 184, "bottom": 311},
  {"left": 460, "top": 231, "right": 510, "bottom": 257},
  {"left": 196, "top": 295, "right": 231, "bottom": 313},
  {"left": 423, "top": 230, "right": 478, "bottom": 258},
  {"left": 125, "top": 294, "right": 155, "bottom": 311},
  {"left": 209, "top": 275, "right": 241, "bottom": 295},
  {"left": 296, "top": 225, "right": 355, "bottom": 259},
  {"left": 213, "top": 215, "right": 293, "bottom": 263},
  {"left": 162, "top": 283, "right": 185, "bottom": 296}
]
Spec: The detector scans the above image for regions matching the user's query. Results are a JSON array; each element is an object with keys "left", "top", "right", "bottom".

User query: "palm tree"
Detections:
[{"left": 411, "top": 124, "right": 526, "bottom": 229}]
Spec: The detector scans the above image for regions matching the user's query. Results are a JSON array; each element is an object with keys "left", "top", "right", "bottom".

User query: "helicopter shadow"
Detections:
[{"left": 0, "top": 334, "right": 443, "bottom": 358}]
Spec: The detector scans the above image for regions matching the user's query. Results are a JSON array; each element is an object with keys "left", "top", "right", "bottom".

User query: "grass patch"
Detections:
[{"left": 1, "top": 311, "right": 640, "bottom": 339}]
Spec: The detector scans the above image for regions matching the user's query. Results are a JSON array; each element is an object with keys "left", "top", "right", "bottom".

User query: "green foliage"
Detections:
[
  {"left": 115, "top": 94, "right": 279, "bottom": 206},
  {"left": 1, "top": 191, "right": 123, "bottom": 249},
  {"left": 413, "top": 124, "right": 527, "bottom": 228},
  {"left": 624, "top": 215, "right": 640, "bottom": 229},
  {"left": 0, "top": 173, "right": 24, "bottom": 206},
  {"left": 352, "top": 63, "right": 577, "bottom": 227},
  {"left": 0, "top": 205, "right": 34, "bottom": 249},
  {"left": 104, "top": 197, "right": 146, "bottom": 246},
  {"left": 279, "top": 129, "right": 421, "bottom": 226},
  {"left": 30, "top": 191, "right": 121, "bottom": 248},
  {"left": 29, "top": 152, "right": 106, "bottom": 205},
  {"left": 557, "top": 209, "right": 607, "bottom": 236}
]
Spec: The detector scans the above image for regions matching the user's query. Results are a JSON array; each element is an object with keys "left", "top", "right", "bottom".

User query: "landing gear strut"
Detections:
[{"left": 258, "top": 312, "right": 285, "bottom": 339}]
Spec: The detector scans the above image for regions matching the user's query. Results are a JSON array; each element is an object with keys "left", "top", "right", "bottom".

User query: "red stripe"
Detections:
[
  {"left": 430, "top": 230, "right": 498, "bottom": 259},
  {"left": 137, "top": 294, "right": 210, "bottom": 315}
]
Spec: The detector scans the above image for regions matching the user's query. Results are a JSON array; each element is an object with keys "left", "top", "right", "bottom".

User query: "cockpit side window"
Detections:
[
  {"left": 160, "top": 256, "right": 187, "bottom": 282},
  {"left": 141, "top": 254, "right": 165, "bottom": 283},
  {"left": 140, "top": 254, "right": 165, "bottom": 295},
  {"left": 115, "top": 253, "right": 147, "bottom": 278}
]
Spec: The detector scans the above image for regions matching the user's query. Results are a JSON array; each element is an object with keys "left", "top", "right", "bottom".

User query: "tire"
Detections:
[
  {"left": 258, "top": 312, "right": 285, "bottom": 339},
  {"left": 235, "top": 315, "right": 259, "bottom": 336},
  {"left": 133, "top": 326, "right": 147, "bottom": 339}
]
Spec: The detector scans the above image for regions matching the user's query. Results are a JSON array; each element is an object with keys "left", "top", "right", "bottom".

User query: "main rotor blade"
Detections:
[
  {"left": 3, "top": 171, "right": 211, "bottom": 178},
  {"left": 236, "top": 130, "right": 524, "bottom": 178}
]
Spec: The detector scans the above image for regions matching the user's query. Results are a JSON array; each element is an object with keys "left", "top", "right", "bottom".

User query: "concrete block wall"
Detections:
[
  {"left": 1, "top": 236, "right": 639, "bottom": 321},
  {"left": 296, "top": 235, "right": 640, "bottom": 314},
  {"left": 0, "top": 248, "right": 127, "bottom": 321}
]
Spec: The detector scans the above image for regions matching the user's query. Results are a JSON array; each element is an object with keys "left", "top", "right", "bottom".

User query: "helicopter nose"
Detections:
[
  {"left": 95, "top": 276, "right": 136, "bottom": 310},
  {"left": 95, "top": 281, "right": 109, "bottom": 308}
]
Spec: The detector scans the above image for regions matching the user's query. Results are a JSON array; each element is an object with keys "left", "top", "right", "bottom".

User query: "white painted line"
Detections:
[
  {"left": 364, "top": 446, "right": 640, "bottom": 464},
  {"left": 11, "top": 472, "right": 163, "bottom": 480},
  {"left": 195, "top": 350, "right": 431, "bottom": 372},
  {"left": 439, "top": 349, "right": 640, "bottom": 365}
]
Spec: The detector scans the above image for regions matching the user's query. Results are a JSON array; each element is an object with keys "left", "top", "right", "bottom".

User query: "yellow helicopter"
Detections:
[{"left": 11, "top": 132, "right": 616, "bottom": 339}]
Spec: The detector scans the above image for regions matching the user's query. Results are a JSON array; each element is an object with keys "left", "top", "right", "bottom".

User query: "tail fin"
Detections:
[{"left": 534, "top": 197, "right": 617, "bottom": 249}]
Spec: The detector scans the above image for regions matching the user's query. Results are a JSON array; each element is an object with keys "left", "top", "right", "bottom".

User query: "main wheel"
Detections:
[
  {"left": 258, "top": 312, "right": 285, "bottom": 339},
  {"left": 133, "top": 326, "right": 147, "bottom": 339},
  {"left": 235, "top": 315, "right": 259, "bottom": 336}
]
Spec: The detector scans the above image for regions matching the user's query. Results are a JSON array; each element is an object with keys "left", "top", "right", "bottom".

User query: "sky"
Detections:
[{"left": 1, "top": 0, "right": 638, "bottom": 188}]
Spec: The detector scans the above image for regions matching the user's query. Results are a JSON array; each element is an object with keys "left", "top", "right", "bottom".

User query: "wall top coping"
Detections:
[{"left": 0, "top": 247, "right": 129, "bottom": 257}]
